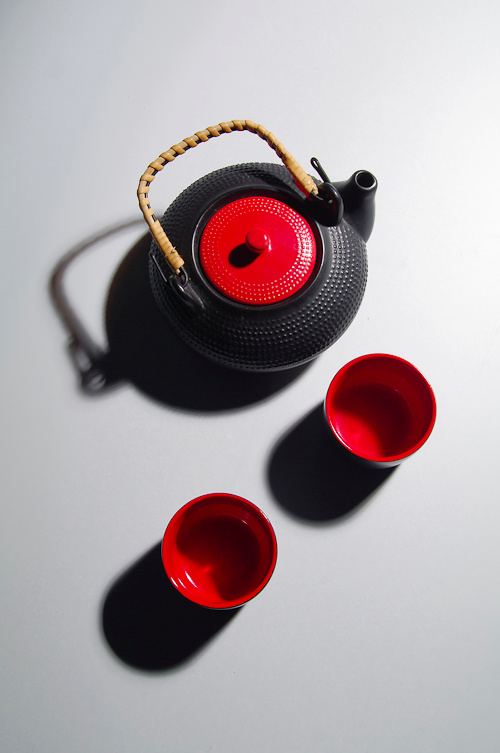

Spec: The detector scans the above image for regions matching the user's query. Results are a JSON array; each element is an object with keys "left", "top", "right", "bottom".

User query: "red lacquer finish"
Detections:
[
  {"left": 162, "top": 493, "right": 278, "bottom": 609},
  {"left": 325, "top": 354, "right": 436, "bottom": 467},
  {"left": 199, "top": 196, "right": 317, "bottom": 305}
]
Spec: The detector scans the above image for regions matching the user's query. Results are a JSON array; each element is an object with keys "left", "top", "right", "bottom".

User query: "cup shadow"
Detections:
[
  {"left": 267, "top": 404, "right": 396, "bottom": 523},
  {"left": 100, "top": 542, "right": 240, "bottom": 672},
  {"left": 50, "top": 220, "right": 311, "bottom": 411}
]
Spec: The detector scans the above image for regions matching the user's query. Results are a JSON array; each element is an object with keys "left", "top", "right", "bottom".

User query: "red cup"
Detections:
[
  {"left": 161, "top": 493, "right": 278, "bottom": 609},
  {"left": 325, "top": 354, "right": 436, "bottom": 468}
]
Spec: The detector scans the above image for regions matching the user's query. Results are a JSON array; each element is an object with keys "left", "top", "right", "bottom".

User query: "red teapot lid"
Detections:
[{"left": 199, "top": 196, "right": 317, "bottom": 305}]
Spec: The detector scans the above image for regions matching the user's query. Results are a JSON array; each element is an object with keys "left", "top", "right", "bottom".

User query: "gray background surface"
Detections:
[{"left": 1, "top": 1, "right": 499, "bottom": 751}]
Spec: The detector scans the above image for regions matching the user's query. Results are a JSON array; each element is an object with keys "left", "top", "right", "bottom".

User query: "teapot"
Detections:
[{"left": 138, "top": 120, "right": 377, "bottom": 371}]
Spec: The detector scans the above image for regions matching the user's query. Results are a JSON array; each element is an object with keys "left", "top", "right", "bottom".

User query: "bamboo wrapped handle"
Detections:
[{"left": 137, "top": 120, "right": 319, "bottom": 274}]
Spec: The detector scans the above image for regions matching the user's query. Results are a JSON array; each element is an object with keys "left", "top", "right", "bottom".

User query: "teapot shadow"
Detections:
[
  {"left": 50, "top": 221, "right": 311, "bottom": 411},
  {"left": 106, "top": 232, "right": 311, "bottom": 411},
  {"left": 100, "top": 543, "right": 240, "bottom": 672},
  {"left": 267, "top": 405, "right": 396, "bottom": 523}
]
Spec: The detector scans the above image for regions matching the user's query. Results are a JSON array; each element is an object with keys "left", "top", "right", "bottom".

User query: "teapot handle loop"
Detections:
[{"left": 137, "top": 120, "right": 319, "bottom": 275}]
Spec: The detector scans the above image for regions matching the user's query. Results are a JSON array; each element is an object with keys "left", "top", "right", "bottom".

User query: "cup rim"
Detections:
[
  {"left": 161, "top": 493, "right": 278, "bottom": 609},
  {"left": 325, "top": 353, "right": 437, "bottom": 463}
]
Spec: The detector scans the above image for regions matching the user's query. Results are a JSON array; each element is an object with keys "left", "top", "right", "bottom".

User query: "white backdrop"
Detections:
[{"left": 1, "top": 1, "right": 499, "bottom": 751}]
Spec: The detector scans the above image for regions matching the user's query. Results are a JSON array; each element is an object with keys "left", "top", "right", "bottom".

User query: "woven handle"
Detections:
[{"left": 137, "top": 120, "right": 319, "bottom": 274}]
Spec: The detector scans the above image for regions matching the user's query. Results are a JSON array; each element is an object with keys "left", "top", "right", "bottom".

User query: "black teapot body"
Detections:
[{"left": 140, "top": 121, "right": 377, "bottom": 372}]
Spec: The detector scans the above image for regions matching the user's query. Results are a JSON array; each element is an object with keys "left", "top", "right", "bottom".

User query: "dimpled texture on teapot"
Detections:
[{"left": 149, "top": 163, "right": 368, "bottom": 371}]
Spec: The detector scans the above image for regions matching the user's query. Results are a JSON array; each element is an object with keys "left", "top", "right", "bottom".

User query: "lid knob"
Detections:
[{"left": 245, "top": 228, "right": 270, "bottom": 253}]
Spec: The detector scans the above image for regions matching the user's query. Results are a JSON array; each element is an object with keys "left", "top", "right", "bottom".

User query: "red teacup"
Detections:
[
  {"left": 325, "top": 354, "right": 436, "bottom": 468},
  {"left": 162, "top": 493, "right": 278, "bottom": 609}
]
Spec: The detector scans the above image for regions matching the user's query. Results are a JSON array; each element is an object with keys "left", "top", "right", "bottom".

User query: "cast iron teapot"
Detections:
[{"left": 138, "top": 120, "right": 377, "bottom": 371}]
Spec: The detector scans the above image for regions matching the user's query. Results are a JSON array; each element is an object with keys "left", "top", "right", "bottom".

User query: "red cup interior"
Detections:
[
  {"left": 325, "top": 354, "right": 436, "bottom": 463},
  {"left": 162, "top": 494, "right": 278, "bottom": 609}
]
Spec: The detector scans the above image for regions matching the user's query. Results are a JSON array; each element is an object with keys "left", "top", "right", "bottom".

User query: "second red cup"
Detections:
[{"left": 162, "top": 493, "right": 278, "bottom": 609}]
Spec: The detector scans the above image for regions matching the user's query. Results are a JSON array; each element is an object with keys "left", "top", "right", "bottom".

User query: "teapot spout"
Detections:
[{"left": 333, "top": 170, "right": 377, "bottom": 242}]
